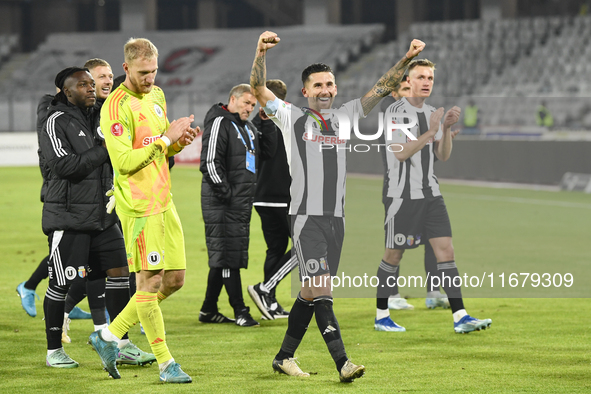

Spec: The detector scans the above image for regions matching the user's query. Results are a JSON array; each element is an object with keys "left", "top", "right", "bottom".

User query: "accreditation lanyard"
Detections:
[{"left": 231, "top": 122, "right": 256, "bottom": 174}]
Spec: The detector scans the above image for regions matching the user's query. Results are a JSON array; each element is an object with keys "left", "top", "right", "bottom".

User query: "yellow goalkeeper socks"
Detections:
[
  {"left": 136, "top": 291, "right": 172, "bottom": 364},
  {"left": 157, "top": 291, "right": 168, "bottom": 304}
]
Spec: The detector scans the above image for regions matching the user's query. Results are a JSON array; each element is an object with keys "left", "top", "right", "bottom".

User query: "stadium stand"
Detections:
[
  {"left": 338, "top": 16, "right": 591, "bottom": 130},
  {"left": 0, "top": 25, "right": 383, "bottom": 131}
]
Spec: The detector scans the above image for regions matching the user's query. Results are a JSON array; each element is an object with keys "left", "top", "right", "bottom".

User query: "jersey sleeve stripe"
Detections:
[
  {"left": 109, "top": 89, "right": 126, "bottom": 121},
  {"left": 206, "top": 116, "right": 224, "bottom": 184},
  {"left": 46, "top": 111, "right": 67, "bottom": 157}
]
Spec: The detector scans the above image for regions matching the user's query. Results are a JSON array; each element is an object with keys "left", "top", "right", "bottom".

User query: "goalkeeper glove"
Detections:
[{"left": 106, "top": 188, "right": 116, "bottom": 214}]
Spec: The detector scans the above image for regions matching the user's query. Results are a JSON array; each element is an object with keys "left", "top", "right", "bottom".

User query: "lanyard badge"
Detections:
[{"left": 231, "top": 122, "right": 256, "bottom": 174}]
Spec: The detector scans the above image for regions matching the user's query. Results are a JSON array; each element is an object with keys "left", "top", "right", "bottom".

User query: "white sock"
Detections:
[
  {"left": 118, "top": 339, "right": 130, "bottom": 348},
  {"left": 100, "top": 327, "right": 119, "bottom": 342},
  {"left": 259, "top": 283, "right": 269, "bottom": 293},
  {"left": 389, "top": 293, "right": 401, "bottom": 299},
  {"left": 47, "top": 348, "right": 60, "bottom": 356},
  {"left": 427, "top": 290, "right": 442, "bottom": 298},
  {"left": 94, "top": 323, "right": 108, "bottom": 332},
  {"left": 453, "top": 309, "right": 468, "bottom": 323},
  {"left": 376, "top": 308, "right": 390, "bottom": 320},
  {"left": 159, "top": 358, "right": 175, "bottom": 372}
]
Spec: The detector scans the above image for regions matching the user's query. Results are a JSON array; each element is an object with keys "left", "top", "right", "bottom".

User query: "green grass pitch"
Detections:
[{"left": 1, "top": 166, "right": 590, "bottom": 393}]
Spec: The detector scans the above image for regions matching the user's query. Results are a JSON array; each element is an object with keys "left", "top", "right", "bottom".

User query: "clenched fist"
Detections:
[
  {"left": 257, "top": 31, "right": 280, "bottom": 52},
  {"left": 406, "top": 39, "right": 426, "bottom": 59}
]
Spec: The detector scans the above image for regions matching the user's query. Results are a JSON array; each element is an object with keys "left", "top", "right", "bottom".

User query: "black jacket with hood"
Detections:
[
  {"left": 200, "top": 103, "right": 277, "bottom": 269},
  {"left": 39, "top": 98, "right": 117, "bottom": 235}
]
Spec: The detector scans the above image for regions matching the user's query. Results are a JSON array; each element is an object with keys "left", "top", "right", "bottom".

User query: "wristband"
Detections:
[{"left": 160, "top": 135, "right": 171, "bottom": 147}]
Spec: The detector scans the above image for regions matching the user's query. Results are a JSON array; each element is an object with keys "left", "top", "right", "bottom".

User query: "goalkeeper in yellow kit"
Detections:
[{"left": 88, "top": 38, "right": 199, "bottom": 384}]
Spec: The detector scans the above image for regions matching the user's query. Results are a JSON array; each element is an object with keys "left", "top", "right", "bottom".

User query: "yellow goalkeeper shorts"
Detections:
[{"left": 120, "top": 203, "right": 186, "bottom": 272}]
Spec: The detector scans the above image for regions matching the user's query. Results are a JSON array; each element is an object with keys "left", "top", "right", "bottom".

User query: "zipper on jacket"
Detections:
[{"left": 66, "top": 183, "right": 71, "bottom": 212}]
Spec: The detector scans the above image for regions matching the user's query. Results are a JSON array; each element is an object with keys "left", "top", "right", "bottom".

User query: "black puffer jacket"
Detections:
[
  {"left": 200, "top": 103, "right": 277, "bottom": 269},
  {"left": 40, "top": 99, "right": 117, "bottom": 235},
  {"left": 37, "top": 94, "right": 53, "bottom": 202}
]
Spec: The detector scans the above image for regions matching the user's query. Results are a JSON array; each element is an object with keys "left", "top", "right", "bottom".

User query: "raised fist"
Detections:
[
  {"left": 258, "top": 31, "right": 280, "bottom": 51},
  {"left": 406, "top": 39, "right": 426, "bottom": 59}
]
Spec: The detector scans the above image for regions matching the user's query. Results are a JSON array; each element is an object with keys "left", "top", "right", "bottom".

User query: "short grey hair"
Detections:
[{"left": 228, "top": 84, "right": 253, "bottom": 103}]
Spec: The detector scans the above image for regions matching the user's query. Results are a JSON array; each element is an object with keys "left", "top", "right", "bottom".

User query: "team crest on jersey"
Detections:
[
  {"left": 407, "top": 235, "right": 414, "bottom": 246},
  {"left": 154, "top": 104, "right": 164, "bottom": 117},
  {"left": 394, "top": 233, "right": 406, "bottom": 246},
  {"left": 148, "top": 252, "right": 161, "bottom": 266},
  {"left": 111, "top": 123, "right": 124, "bottom": 136},
  {"left": 306, "top": 259, "right": 320, "bottom": 274},
  {"left": 78, "top": 266, "right": 86, "bottom": 279},
  {"left": 65, "top": 267, "right": 77, "bottom": 280},
  {"left": 319, "top": 257, "right": 327, "bottom": 271}
]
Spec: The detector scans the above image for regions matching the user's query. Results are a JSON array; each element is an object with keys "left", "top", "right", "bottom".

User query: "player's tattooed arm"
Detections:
[
  {"left": 250, "top": 31, "right": 280, "bottom": 106},
  {"left": 361, "top": 39, "right": 425, "bottom": 116},
  {"left": 251, "top": 54, "right": 266, "bottom": 90}
]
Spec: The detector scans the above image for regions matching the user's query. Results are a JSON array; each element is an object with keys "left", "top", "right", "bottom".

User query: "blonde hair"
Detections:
[
  {"left": 124, "top": 38, "right": 159, "bottom": 63},
  {"left": 408, "top": 58, "right": 436, "bottom": 73},
  {"left": 84, "top": 58, "right": 111, "bottom": 71}
]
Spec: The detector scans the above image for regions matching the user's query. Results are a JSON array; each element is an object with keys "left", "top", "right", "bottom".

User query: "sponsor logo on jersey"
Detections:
[
  {"left": 306, "top": 259, "right": 320, "bottom": 274},
  {"left": 394, "top": 233, "right": 406, "bottom": 246},
  {"left": 96, "top": 126, "right": 104, "bottom": 140},
  {"left": 303, "top": 131, "right": 346, "bottom": 145},
  {"left": 78, "top": 130, "right": 86, "bottom": 137},
  {"left": 143, "top": 135, "right": 162, "bottom": 146},
  {"left": 111, "top": 123, "right": 124, "bottom": 136},
  {"left": 148, "top": 251, "right": 161, "bottom": 266},
  {"left": 415, "top": 235, "right": 421, "bottom": 245}
]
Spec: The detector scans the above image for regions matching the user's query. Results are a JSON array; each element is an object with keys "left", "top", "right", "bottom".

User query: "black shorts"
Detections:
[
  {"left": 291, "top": 215, "right": 344, "bottom": 282},
  {"left": 384, "top": 195, "right": 452, "bottom": 250},
  {"left": 47, "top": 224, "right": 126, "bottom": 286}
]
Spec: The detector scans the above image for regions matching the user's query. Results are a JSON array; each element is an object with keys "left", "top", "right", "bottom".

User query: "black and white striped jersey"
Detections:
[
  {"left": 267, "top": 98, "right": 363, "bottom": 217},
  {"left": 384, "top": 97, "right": 443, "bottom": 200}
]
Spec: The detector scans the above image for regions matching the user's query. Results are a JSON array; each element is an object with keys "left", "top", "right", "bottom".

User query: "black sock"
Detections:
[
  {"left": 86, "top": 278, "right": 107, "bottom": 326},
  {"left": 314, "top": 296, "right": 348, "bottom": 372},
  {"left": 25, "top": 256, "right": 49, "bottom": 290},
  {"left": 64, "top": 280, "right": 87, "bottom": 314},
  {"left": 44, "top": 283, "right": 68, "bottom": 350},
  {"left": 201, "top": 268, "right": 223, "bottom": 314},
  {"left": 276, "top": 294, "right": 315, "bottom": 360},
  {"left": 376, "top": 260, "right": 398, "bottom": 309},
  {"left": 222, "top": 269, "right": 247, "bottom": 316},
  {"left": 106, "top": 276, "right": 130, "bottom": 339},
  {"left": 424, "top": 243, "right": 440, "bottom": 293},
  {"left": 437, "top": 261, "right": 465, "bottom": 313},
  {"left": 128, "top": 272, "right": 136, "bottom": 298}
]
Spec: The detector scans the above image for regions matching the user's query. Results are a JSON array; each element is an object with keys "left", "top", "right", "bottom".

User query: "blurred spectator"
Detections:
[
  {"left": 462, "top": 99, "right": 480, "bottom": 135},
  {"left": 536, "top": 101, "right": 554, "bottom": 128}
]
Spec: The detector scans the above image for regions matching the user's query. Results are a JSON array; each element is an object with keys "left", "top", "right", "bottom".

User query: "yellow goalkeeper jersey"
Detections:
[{"left": 101, "top": 84, "right": 180, "bottom": 217}]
